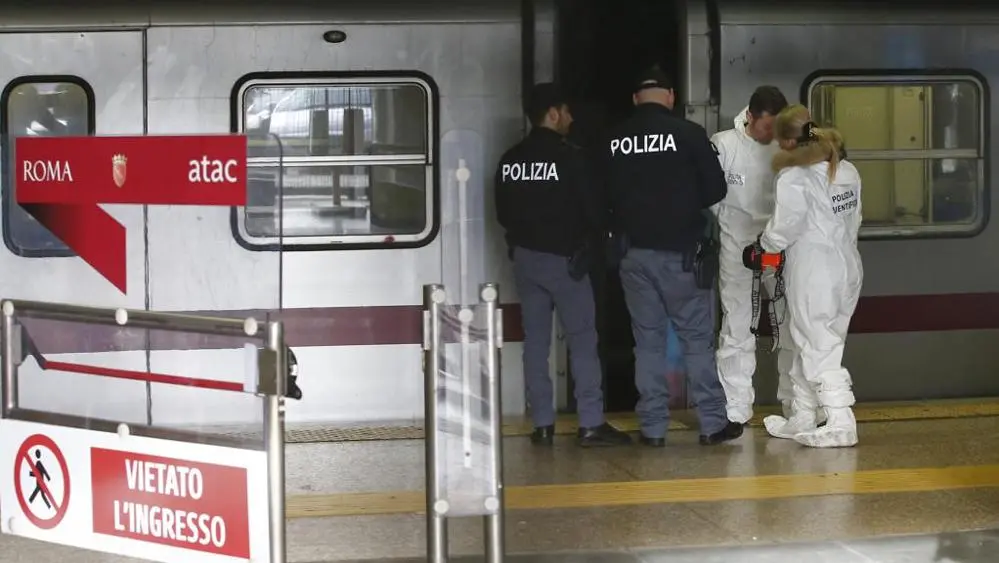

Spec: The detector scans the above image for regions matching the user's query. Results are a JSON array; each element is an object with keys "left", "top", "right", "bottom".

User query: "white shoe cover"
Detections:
[
  {"left": 792, "top": 425, "right": 858, "bottom": 448},
  {"left": 764, "top": 412, "right": 817, "bottom": 439},
  {"left": 782, "top": 401, "right": 827, "bottom": 427},
  {"left": 764, "top": 415, "right": 792, "bottom": 438},
  {"left": 793, "top": 408, "right": 857, "bottom": 448}
]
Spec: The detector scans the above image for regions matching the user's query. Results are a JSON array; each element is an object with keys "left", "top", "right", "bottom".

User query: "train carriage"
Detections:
[{"left": 0, "top": 0, "right": 996, "bottom": 431}]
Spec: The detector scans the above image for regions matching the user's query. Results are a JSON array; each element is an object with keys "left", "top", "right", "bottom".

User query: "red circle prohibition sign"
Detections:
[{"left": 14, "top": 434, "right": 71, "bottom": 529}]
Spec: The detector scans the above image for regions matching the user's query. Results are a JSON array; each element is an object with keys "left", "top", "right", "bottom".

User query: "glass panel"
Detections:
[
  {"left": 3, "top": 81, "right": 91, "bottom": 255},
  {"left": 811, "top": 81, "right": 980, "bottom": 152},
  {"left": 853, "top": 158, "right": 981, "bottom": 229},
  {"left": 243, "top": 164, "right": 428, "bottom": 238},
  {"left": 433, "top": 298, "right": 500, "bottom": 518},
  {"left": 242, "top": 83, "right": 428, "bottom": 157}
]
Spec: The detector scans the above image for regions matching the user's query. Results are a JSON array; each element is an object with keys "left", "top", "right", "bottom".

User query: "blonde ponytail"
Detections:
[
  {"left": 810, "top": 127, "right": 844, "bottom": 181},
  {"left": 771, "top": 104, "right": 846, "bottom": 181}
]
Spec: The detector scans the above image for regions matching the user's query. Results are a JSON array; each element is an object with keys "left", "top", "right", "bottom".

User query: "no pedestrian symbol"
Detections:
[{"left": 14, "top": 434, "right": 70, "bottom": 529}]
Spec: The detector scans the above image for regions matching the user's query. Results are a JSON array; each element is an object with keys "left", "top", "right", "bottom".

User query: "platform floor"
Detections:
[{"left": 2, "top": 401, "right": 999, "bottom": 562}]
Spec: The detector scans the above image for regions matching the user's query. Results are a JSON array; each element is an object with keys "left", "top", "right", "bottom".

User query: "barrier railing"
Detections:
[
  {"left": 0, "top": 299, "right": 289, "bottom": 563},
  {"left": 423, "top": 283, "right": 505, "bottom": 562}
]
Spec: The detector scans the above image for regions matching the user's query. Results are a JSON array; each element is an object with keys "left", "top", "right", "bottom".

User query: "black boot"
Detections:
[
  {"left": 531, "top": 425, "right": 555, "bottom": 446},
  {"left": 577, "top": 423, "right": 633, "bottom": 447},
  {"left": 638, "top": 434, "right": 666, "bottom": 448},
  {"left": 699, "top": 421, "right": 744, "bottom": 445}
]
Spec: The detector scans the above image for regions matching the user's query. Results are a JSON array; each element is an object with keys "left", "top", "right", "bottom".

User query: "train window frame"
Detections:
[
  {"left": 229, "top": 71, "right": 441, "bottom": 252},
  {"left": 0, "top": 75, "right": 96, "bottom": 258},
  {"left": 801, "top": 70, "right": 990, "bottom": 240}
]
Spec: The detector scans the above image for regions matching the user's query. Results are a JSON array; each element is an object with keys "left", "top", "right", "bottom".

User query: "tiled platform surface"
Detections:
[{"left": 331, "top": 527, "right": 999, "bottom": 562}]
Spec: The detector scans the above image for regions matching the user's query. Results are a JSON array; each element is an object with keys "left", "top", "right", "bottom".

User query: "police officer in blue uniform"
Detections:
[
  {"left": 495, "top": 83, "right": 632, "bottom": 448},
  {"left": 603, "top": 67, "right": 744, "bottom": 447}
]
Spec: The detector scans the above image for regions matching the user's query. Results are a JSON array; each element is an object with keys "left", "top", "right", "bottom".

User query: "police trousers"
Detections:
[
  {"left": 619, "top": 247, "right": 728, "bottom": 438},
  {"left": 513, "top": 246, "right": 605, "bottom": 429}
]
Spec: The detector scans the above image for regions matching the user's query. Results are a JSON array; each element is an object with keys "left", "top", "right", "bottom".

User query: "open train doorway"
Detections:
[{"left": 554, "top": 0, "right": 685, "bottom": 414}]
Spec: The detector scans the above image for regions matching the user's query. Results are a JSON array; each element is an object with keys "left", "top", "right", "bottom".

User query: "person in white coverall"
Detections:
[
  {"left": 710, "top": 86, "right": 795, "bottom": 425},
  {"left": 749, "top": 104, "right": 863, "bottom": 448}
]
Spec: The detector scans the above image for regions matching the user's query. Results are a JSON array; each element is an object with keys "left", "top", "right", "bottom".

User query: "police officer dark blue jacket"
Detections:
[
  {"left": 494, "top": 109, "right": 598, "bottom": 259},
  {"left": 494, "top": 83, "right": 631, "bottom": 448},
  {"left": 602, "top": 67, "right": 743, "bottom": 448},
  {"left": 604, "top": 73, "right": 727, "bottom": 251}
]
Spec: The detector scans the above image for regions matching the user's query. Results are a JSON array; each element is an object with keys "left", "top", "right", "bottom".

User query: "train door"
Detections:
[
  {"left": 555, "top": 0, "right": 684, "bottom": 414},
  {"left": 0, "top": 31, "right": 148, "bottom": 422}
]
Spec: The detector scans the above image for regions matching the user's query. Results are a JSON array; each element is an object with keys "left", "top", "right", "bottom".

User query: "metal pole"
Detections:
[
  {"left": 264, "top": 321, "right": 287, "bottom": 563},
  {"left": 2, "top": 303, "right": 20, "bottom": 417},
  {"left": 423, "top": 284, "right": 448, "bottom": 563},
  {"left": 480, "top": 283, "right": 505, "bottom": 562}
]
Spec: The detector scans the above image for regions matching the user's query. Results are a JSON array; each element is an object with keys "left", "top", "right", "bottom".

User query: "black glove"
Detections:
[
  {"left": 743, "top": 237, "right": 785, "bottom": 272},
  {"left": 742, "top": 239, "right": 765, "bottom": 271}
]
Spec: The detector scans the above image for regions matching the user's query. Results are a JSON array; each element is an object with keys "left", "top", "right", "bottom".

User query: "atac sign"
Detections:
[{"left": 14, "top": 135, "right": 249, "bottom": 294}]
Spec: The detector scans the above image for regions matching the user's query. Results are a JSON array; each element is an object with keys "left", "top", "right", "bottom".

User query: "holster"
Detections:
[{"left": 692, "top": 237, "right": 720, "bottom": 290}]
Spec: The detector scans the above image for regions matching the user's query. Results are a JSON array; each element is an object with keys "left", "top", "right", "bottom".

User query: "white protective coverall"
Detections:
[
  {"left": 758, "top": 157, "right": 863, "bottom": 448},
  {"left": 710, "top": 107, "right": 794, "bottom": 424}
]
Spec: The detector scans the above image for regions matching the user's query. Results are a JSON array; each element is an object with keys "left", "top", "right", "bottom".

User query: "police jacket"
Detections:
[
  {"left": 603, "top": 103, "right": 728, "bottom": 252},
  {"left": 494, "top": 127, "right": 600, "bottom": 257}
]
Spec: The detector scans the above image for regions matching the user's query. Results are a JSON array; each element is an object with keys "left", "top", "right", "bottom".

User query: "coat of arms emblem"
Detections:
[{"left": 112, "top": 153, "right": 127, "bottom": 188}]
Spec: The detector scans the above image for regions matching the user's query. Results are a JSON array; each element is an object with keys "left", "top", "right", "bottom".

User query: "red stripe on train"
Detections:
[{"left": 15, "top": 293, "right": 999, "bottom": 355}]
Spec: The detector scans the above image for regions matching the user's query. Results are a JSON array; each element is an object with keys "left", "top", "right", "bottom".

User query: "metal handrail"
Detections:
[{"left": 0, "top": 299, "right": 262, "bottom": 339}]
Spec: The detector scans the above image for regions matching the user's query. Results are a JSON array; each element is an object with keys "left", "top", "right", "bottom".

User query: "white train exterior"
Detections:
[{"left": 1, "top": 0, "right": 997, "bottom": 430}]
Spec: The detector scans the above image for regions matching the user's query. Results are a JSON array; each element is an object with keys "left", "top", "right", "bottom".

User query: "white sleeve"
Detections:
[{"left": 760, "top": 170, "right": 809, "bottom": 253}]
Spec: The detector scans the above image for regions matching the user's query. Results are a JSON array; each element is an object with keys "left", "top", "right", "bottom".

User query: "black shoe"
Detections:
[
  {"left": 577, "top": 423, "right": 633, "bottom": 447},
  {"left": 531, "top": 425, "right": 555, "bottom": 446},
  {"left": 699, "top": 421, "right": 744, "bottom": 445},
  {"left": 638, "top": 433, "right": 666, "bottom": 448}
]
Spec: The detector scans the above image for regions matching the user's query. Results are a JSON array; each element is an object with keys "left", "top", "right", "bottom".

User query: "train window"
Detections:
[
  {"left": 232, "top": 75, "right": 436, "bottom": 249},
  {"left": 805, "top": 73, "right": 987, "bottom": 238},
  {"left": 1, "top": 78, "right": 94, "bottom": 257}
]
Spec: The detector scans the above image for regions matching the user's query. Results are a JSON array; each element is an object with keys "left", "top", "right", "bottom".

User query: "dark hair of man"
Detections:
[
  {"left": 528, "top": 104, "right": 555, "bottom": 127},
  {"left": 748, "top": 86, "right": 788, "bottom": 118}
]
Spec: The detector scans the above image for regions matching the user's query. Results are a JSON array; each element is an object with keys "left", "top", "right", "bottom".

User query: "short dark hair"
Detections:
[
  {"left": 526, "top": 82, "right": 569, "bottom": 126},
  {"left": 748, "top": 86, "right": 788, "bottom": 118}
]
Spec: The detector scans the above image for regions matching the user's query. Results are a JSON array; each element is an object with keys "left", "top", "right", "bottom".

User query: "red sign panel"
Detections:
[
  {"left": 90, "top": 447, "right": 250, "bottom": 559},
  {"left": 14, "top": 135, "right": 249, "bottom": 293}
]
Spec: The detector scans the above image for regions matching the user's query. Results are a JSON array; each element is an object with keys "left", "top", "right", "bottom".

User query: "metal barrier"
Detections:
[
  {"left": 0, "top": 299, "right": 288, "bottom": 563},
  {"left": 423, "top": 283, "right": 505, "bottom": 562}
]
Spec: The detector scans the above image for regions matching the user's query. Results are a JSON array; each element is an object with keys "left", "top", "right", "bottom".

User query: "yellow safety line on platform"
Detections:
[
  {"left": 284, "top": 398, "right": 999, "bottom": 443},
  {"left": 285, "top": 463, "right": 999, "bottom": 518}
]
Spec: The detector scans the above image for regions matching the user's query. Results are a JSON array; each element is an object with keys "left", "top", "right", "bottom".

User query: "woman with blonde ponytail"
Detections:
[{"left": 748, "top": 104, "right": 863, "bottom": 448}]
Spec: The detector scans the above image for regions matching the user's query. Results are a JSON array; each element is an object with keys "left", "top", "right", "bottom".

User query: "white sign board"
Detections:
[{"left": 0, "top": 419, "right": 269, "bottom": 562}]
